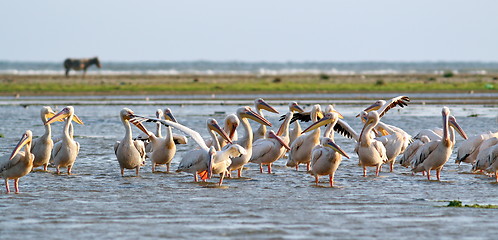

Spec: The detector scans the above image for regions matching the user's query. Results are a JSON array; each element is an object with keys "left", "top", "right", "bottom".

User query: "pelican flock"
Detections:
[{"left": 2, "top": 95, "right": 498, "bottom": 193}]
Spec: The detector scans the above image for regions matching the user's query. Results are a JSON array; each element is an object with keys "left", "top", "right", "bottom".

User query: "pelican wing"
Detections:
[
  {"left": 372, "top": 140, "right": 388, "bottom": 162},
  {"left": 311, "top": 146, "right": 324, "bottom": 166},
  {"left": 412, "top": 140, "right": 439, "bottom": 167},
  {"left": 0, "top": 154, "right": 22, "bottom": 174},
  {"left": 378, "top": 96, "right": 410, "bottom": 118},
  {"left": 114, "top": 141, "right": 120, "bottom": 155},
  {"left": 289, "top": 112, "right": 312, "bottom": 123},
  {"left": 177, "top": 149, "right": 206, "bottom": 172},
  {"left": 334, "top": 119, "right": 359, "bottom": 141},
  {"left": 51, "top": 141, "right": 62, "bottom": 160},
  {"left": 250, "top": 140, "right": 274, "bottom": 162},
  {"left": 133, "top": 140, "right": 146, "bottom": 159}
]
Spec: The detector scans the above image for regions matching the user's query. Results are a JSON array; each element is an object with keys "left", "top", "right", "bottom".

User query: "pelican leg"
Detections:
[
  {"left": 194, "top": 173, "right": 199, "bottom": 182},
  {"left": 14, "top": 179, "right": 20, "bottom": 193},
  {"left": 495, "top": 172, "right": 498, "bottom": 182},
  {"left": 306, "top": 163, "right": 310, "bottom": 172},
  {"left": 67, "top": 166, "right": 72, "bottom": 175},
  {"left": 56, "top": 166, "right": 60, "bottom": 175},
  {"left": 426, "top": 170, "right": 431, "bottom": 181},
  {"left": 43, "top": 164, "right": 48, "bottom": 172},
  {"left": 219, "top": 172, "right": 225, "bottom": 186},
  {"left": 166, "top": 164, "right": 170, "bottom": 173},
  {"left": 375, "top": 165, "right": 381, "bottom": 176},
  {"left": 295, "top": 165, "right": 299, "bottom": 171},
  {"left": 436, "top": 169, "right": 441, "bottom": 181},
  {"left": 120, "top": 168, "right": 124, "bottom": 177},
  {"left": 389, "top": 161, "right": 394, "bottom": 172},
  {"left": 237, "top": 169, "right": 242, "bottom": 178},
  {"left": 152, "top": 163, "right": 156, "bottom": 173},
  {"left": 267, "top": 164, "right": 272, "bottom": 174},
  {"left": 4, "top": 179, "right": 9, "bottom": 193},
  {"left": 259, "top": 164, "right": 263, "bottom": 173},
  {"left": 330, "top": 173, "right": 336, "bottom": 187},
  {"left": 315, "top": 175, "right": 319, "bottom": 186},
  {"left": 135, "top": 166, "right": 139, "bottom": 176},
  {"left": 363, "top": 167, "right": 367, "bottom": 177}
]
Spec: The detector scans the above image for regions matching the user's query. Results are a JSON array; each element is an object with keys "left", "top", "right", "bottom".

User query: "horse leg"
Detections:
[{"left": 65, "top": 68, "right": 70, "bottom": 77}]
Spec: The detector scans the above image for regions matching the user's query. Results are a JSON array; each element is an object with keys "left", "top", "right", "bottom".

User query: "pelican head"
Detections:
[
  {"left": 9, "top": 130, "right": 33, "bottom": 160},
  {"left": 301, "top": 111, "right": 341, "bottom": 134},
  {"left": 255, "top": 98, "right": 279, "bottom": 114},
  {"left": 155, "top": 109, "right": 164, "bottom": 119},
  {"left": 225, "top": 114, "right": 240, "bottom": 140},
  {"left": 237, "top": 106, "right": 272, "bottom": 127},
  {"left": 311, "top": 105, "right": 324, "bottom": 121},
  {"left": 323, "top": 137, "right": 350, "bottom": 159},
  {"left": 277, "top": 111, "right": 294, "bottom": 136},
  {"left": 45, "top": 106, "right": 84, "bottom": 125},
  {"left": 356, "top": 100, "right": 385, "bottom": 117},
  {"left": 448, "top": 115, "right": 467, "bottom": 139},
  {"left": 359, "top": 111, "right": 380, "bottom": 141},
  {"left": 41, "top": 106, "right": 57, "bottom": 123},
  {"left": 119, "top": 108, "right": 149, "bottom": 135},
  {"left": 207, "top": 118, "right": 233, "bottom": 144},
  {"left": 268, "top": 130, "right": 291, "bottom": 150},
  {"left": 289, "top": 102, "right": 304, "bottom": 113},
  {"left": 163, "top": 108, "right": 178, "bottom": 123}
]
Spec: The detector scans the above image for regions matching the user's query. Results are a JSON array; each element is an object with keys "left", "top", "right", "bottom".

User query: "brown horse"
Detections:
[{"left": 63, "top": 57, "right": 102, "bottom": 77}]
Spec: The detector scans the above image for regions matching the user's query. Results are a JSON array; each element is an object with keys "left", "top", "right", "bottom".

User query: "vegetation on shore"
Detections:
[
  {"left": 1, "top": 74, "right": 497, "bottom": 95},
  {"left": 447, "top": 200, "right": 498, "bottom": 209}
]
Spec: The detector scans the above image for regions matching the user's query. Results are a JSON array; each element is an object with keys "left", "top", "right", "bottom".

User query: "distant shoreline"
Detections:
[{"left": 1, "top": 73, "right": 497, "bottom": 96}]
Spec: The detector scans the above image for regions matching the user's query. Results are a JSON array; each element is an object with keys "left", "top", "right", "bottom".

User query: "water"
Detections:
[
  {"left": 1, "top": 96, "right": 498, "bottom": 239},
  {"left": 1, "top": 60, "right": 498, "bottom": 75}
]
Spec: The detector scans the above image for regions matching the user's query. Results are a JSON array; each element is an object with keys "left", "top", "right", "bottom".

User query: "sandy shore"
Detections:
[{"left": 1, "top": 73, "right": 497, "bottom": 96}]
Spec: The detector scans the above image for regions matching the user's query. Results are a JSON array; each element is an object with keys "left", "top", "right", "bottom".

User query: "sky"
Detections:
[{"left": 1, "top": 0, "right": 498, "bottom": 62}]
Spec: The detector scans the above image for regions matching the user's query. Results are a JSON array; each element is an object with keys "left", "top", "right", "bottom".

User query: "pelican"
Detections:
[
  {"left": 374, "top": 123, "right": 407, "bottom": 172},
  {"left": 301, "top": 111, "right": 350, "bottom": 186},
  {"left": 286, "top": 105, "right": 327, "bottom": 171},
  {"left": 250, "top": 130, "right": 291, "bottom": 173},
  {"left": 46, "top": 106, "right": 84, "bottom": 175},
  {"left": 485, "top": 145, "right": 498, "bottom": 182},
  {"left": 456, "top": 131, "right": 498, "bottom": 165},
  {"left": 0, "top": 130, "right": 34, "bottom": 193},
  {"left": 147, "top": 108, "right": 179, "bottom": 172},
  {"left": 252, "top": 98, "right": 279, "bottom": 142},
  {"left": 356, "top": 111, "right": 388, "bottom": 177},
  {"left": 399, "top": 136, "right": 430, "bottom": 168},
  {"left": 226, "top": 106, "right": 272, "bottom": 177},
  {"left": 114, "top": 108, "right": 150, "bottom": 176},
  {"left": 472, "top": 137, "right": 498, "bottom": 172},
  {"left": 31, "top": 106, "right": 56, "bottom": 171},
  {"left": 357, "top": 96, "right": 410, "bottom": 118},
  {"left": 145, "top": 109, "right": 165, "bottom": 153},
  {"left": 131, "top": 116, "right": 242, "bottom": 185},
  {"left": 287, "top": 102, "right": 305, "bottom": 146},
  {"left": 411, "top": 107, "right": 453, "bottom": 181}
]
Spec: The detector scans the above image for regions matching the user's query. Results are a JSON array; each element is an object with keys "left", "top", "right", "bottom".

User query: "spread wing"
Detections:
[
  {"left": 378, "top": 96, "right": 410, "bottom": 118},
  {"left": 334, "top": 119, "right": 359, "bottom": 141}
]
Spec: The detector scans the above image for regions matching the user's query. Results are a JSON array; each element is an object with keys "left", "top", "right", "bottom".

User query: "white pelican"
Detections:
[
  {"left": 301, "top": 111, "right": 350, "bottom": 186},
  {"left": 356, "top": 111, "right": 388, "bottom": 177},
  {"left": 31, "top": 106, "right": 56, "bottom": 171},
  {"left": 399, "top": 136, "right": 430, "bottom": 168},
  {"left": 374, "top": 123, "right": 407, "bottom": 172},
  {"left": 252, "top": 98, "right": 279, "bottom": 142},
  {"left": 46, "top": 106, "right": 84, "bottom": 175},
  {"left": 411, "top": 107, "right": 453, "bottom": 181},
  {"left": 145, "top": 109, "right": 165, "bottom": 153},
  {"left": 249, "top": 130, "right": 290, "bottom": 173},
  {"left": 274, "top": 111, "right": 294, "bottom": 160},
  {"left": 226, "top": 106, "right": 272, "bottom": 177},
  {"left": 286, "top": 105, "right": 326, "bottom": 171},
  {"left": 147, "top": 108, "right": 179, "bottom": 172},
  {"left": 131, "top": 116, "right": 242, "bottom": 185},
  {"left": 472, "top": 137, "right": 498, "bottom": 172},
  {"left": 114, "top": 108, "right": 150, "bottom": 176},
  {"left": 456, "top": 131, "right": 498, "bottom": 165},
  {"left": 287, "top": 102, "right": 305, "bottom": 146},
  {"left": 484, "top": 145, "right": 498, "bottom": 182},
  {"left": 0, "top": 130, "right": 34, "bottom": 193},
  {"left": 206, "top": 114, "right": 239, "bottom": 149},
  {"left": 357, "top": 96, "right": 410, "bottom": 118}
]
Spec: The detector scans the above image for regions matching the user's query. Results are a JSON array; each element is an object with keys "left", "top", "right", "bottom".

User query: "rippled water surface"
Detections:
[{"left": 1, "top": 96, "right": 497, "bottom": 239}]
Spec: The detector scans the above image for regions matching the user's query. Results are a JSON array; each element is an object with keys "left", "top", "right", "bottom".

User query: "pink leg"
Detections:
[
  {"left": 152, "top": 163, "right": 156, "bottom": 172},
  {"left": 363, "top": 167, "right": 367, "bottom": 177},
  {"left": 67, "top": 166, "right": 72, "bottom": 175},
  {"left": 375, "top": 166, "right": 380, "bottom": 176},
  {"left": 306, "top": 163, "right": 310, "bottom": 172},
  {"left": 436, "top": 169, "right": 441, "bottom": 181},
  {"left": 194, "top": 173, "right": 198, "bottom": 182},
  {"left": 4, "top": 179, "right": 9, "bottom": 193},
  {"left": 135, "top": 166, "right": 139, "bottom": 176},
  {"left": 495, "top": 172, "right": 498, "bottom": 182},
  {"left": 237, "top": 169, "right": 242, "bottom": 178},
  {"left": 121, "top": 168, "right": 124, "bottom": 177},
  {"left": 167, "top": 164, "right": 170, "bottom": 173},
  {"left": 56, "top": 166, "right": 60, "bottom": 175},
  {"left": 389, "top": 161, "right": 394, "bottom": 172},
  {"left": 329, "top": 173, "right": 335, "bottom": 187},
  {"left": 219, "top": 172, "right": 225, "bottom": 186},
  {"left": 295, "top": 165, "right": 299, "bottom": 171},
  {"left": 267, "top": 164, "right": 272, "bottom": 174},
  {"left": 426, "top": 170, "right": 431, "bottom": 181},
  {"left": 43, "top": 164, "right": 48, "bottom": 172},
  {"left": 259, "top": 164, "right": 263, "bottom": 173},
  {"left": 315, "top": 175, "right": 319, "bottom": 186},
  {"left": 14, "top": 178, "right": 19, "bottom": 193}
]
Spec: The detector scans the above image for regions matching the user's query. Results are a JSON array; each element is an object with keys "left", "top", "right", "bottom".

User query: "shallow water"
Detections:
[{"left": 1, "top": 96, "right": 498, "bottom": 239}]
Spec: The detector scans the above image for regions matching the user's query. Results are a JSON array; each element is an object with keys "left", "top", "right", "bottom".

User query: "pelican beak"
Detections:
[
  {"left": 449, "top": 117, "right": 468, "bottom": 140},
  {"left": 329, "top": 109, "right": 344, "bottom": 119},
  {"left": 9, "top": 131, "right": 31, "bottom": 160},
  {"left": 209, "top": 120, "right": 233, "bottom": 144},
  {"left": 128, "top": 114, "right": 150, "bottom": 136},
  {"left": 356, "top": 102, "right": 382, "bottom": 117},
  {"left": 45, "top": 108, "right": 70, "bottom": 125},
  {"left": 72, "top": 114, "right": 84, "bottom": 125},
  {"left": 301, "top": 114, "right": 333, "bottom": 134},
  {"left": 243, "top": 107, "right": 272, "bottom": 127},
  {"left": 269, "top": 131, "right": 290, "bottom": 150},
  {"left": 257, "top": 99, "right": 279, "bottom": 114},
  {"left": 228, "top": 122, "right": 239, "bottom": 140},
  {"left": 316, "top": 111, "right": 324, "bottom": 120},
  {"left": 324, "top": 139, "right": 350, "bottom": 159},
  {"left": 163, "top": 111, "right": 178, "bottom": 123},
  {"left": 290, "top": 104, "right": 304, "bottom": 113}
]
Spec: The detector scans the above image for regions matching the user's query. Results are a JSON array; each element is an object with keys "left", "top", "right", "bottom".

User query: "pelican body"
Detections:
[
  {"left": 46, "top": 106, "right": 84, "bottom": 175},
  {"left": 356, "top": 111, "right": 388, "bottom": 177},
  {"left": 147, "top": 108, "right": 179, "bottom": 172},
  {"left": 250, "top": 130, "right": 291, "bottom": 173},
  {"left": 1, "top": 130, "right": 34, "bottom": 193},
  {"left": 311, "top": 138, "right": 350, "bottom": 187}
]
